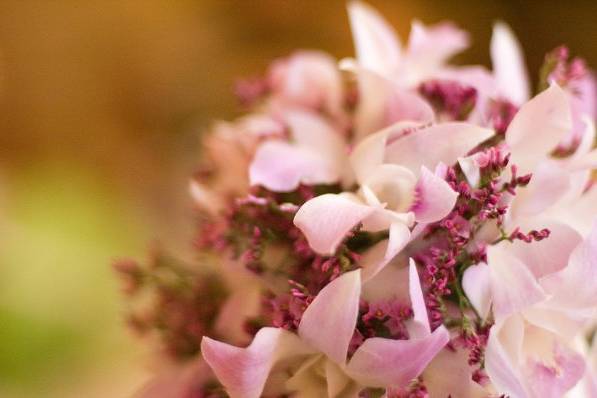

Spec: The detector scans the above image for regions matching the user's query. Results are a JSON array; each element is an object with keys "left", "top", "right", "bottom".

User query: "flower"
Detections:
[
  {"left": 201, "top": 261, "right": 449, "bottom": 397},
  {"left": 119, "top": 2, "right": 597, "bottom": 397},
  {"left": 464, "top": 224, "right": 597, "bottom": 397}
]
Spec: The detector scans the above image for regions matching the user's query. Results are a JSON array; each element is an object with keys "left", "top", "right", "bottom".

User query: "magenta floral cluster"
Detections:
[{"left": 116, "top": 2, "right": 597, "bottom": 397}]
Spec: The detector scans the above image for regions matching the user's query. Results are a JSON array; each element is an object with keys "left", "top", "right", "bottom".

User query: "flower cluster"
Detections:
[{"left": 116, "top": 2, "right": 597, "bottom": 397}]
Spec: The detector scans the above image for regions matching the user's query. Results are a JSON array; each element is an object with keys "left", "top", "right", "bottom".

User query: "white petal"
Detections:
[
  {"left": 347, "top": 0, "right": 402, "bottom": 76},
  {"left": 462, "top": 263, "right": 492, "bottom": 319},
  {"left": 408, "top": 258, "right": 431, "bottom": 336},
  {"left": 491, "top": 22, "right": 530, "bottom": 105}
]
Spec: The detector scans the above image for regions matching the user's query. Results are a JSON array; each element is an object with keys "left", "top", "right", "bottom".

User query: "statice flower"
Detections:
[{"left": 116, "top": 2, "right": 597, "bottom": 397}]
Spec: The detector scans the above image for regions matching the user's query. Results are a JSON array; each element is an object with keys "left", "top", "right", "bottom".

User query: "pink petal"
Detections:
[
  {"left": 407, "top": 20, "right": 469, "bottom": 69},
  {"left": 408, "top": 259, "right": 431, "bottom": 336},
  {"left": 249, "top": 140, "right": 337, "bottom": 192},
  {"left": 350, "top": 121, "right": 420, "bottom": 184},
  {"left": 462, "top": 263, "right": 492, "bottom": 319},
  {"left": 283, "top": 109, "right": 345, "bottom": 158},
  {"left": 491, "top": 22, "right": 529, "bottom": 105},
  {"left": 526, "top": 343, "right": 586, "bottom": 398},
  {"left": 343, "top": 63, "right": 433, "bottom": 138},
  {"left": 522, "top": 305, "right": 588, "bottom": 340},
  {"left": 347, "top": 0, "right": 402, "bottom": 76},
  {"left": 294, "top": 194, "right": 375, "bottom": 255},
  {"left": 201, "top": 328, "right": 311, "bottom": 398},
  {"left": 488, "top": 246, "right": 547, "bottom": 321},
  {"left": 298, "top": 269, "right": 362, "bottom": 364},
  {"left": 269, "top": 51, "right": 343, "bottom": 115},
  {"left": 385, "top": 88, "right": 435, "bottom": 126},
  {"left": 511, "top": 160, "right": 571, "bottom": 218},
  {"left": 572, "top": 116, "right": 596, "bottom": 160},
  {"left": 485, "top": 317, "right": 529, "bottom": 398},
  {"left": 384, "top": 122, "right": 493, "bottom": 174},
  {"left": 361, "top": 222, "right": 411, "bottom": 282},
  {"left": 506, "top": 83, "right": 572, "bottom": 172},
  {"left": 509, "top": 221, "right": 582, "bottom": 280},
  {"left": 249, "top": 110, "right": 347, "bottom": 192},
  {"left": 411, "top": 166, "right": 458, "bottom": 223},
  {"left": 345, "top": 326, "right": 450, "bottom": 388},
  {"left": 343, "top": 62, "right": 395, "bottom": 138},
  {"left": 541, "top": 222, "right": 597, "bottom": 310}
]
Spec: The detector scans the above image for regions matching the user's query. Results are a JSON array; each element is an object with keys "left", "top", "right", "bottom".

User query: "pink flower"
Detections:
[
  {"left": 463, "top": 222, "right": 597, "bottom": 397},
  {"left": 201, "top": 261, "right": 449, "bottom": 397},
  {"left": 248, "top": 108, "right": 349, "bottom": 192},
  {"left": 294, "top": 120, "right": 491, "bottom": 279},
  {"left": 268, "top": 50, "right": 345, "bottom": 117}
]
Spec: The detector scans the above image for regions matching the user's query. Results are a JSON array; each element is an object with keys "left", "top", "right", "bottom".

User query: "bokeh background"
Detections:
[{"left": 0, "top": 1, "right": 596, "bottom": 397}]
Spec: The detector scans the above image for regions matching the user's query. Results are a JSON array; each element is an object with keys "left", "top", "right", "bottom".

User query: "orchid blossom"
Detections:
[
  {"left": 294, "top": 121, "right": 492, "bottom": 280},
  {"left": 201, "top": 261, "right": 449, "bottom": 398}
]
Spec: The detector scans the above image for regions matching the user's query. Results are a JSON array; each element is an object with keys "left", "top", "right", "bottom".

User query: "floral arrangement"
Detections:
[{"left": 115, "top": 2, "right": 597, "bottom": 397}]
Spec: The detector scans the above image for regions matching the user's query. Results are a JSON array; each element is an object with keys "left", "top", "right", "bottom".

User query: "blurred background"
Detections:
[{"left": 0, "top": 1, "right": 596, "bottom": 397}]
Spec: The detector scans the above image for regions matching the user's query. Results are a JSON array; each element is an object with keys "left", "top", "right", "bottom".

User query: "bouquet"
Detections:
[{"left": 115, "top": 2, "right": 597, "bottom": 397}]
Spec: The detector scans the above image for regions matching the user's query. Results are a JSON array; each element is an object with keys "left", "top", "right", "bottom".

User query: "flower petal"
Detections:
[
  {"left": 249, "top": 141, "right": 337, "bottom": 192},
  {"left": 346, "top": 326, "right": 450, "bottom": 388},
  {"left": 506, "top": 83, "right": 572, "bottom": 172},
  {"left": 488, "top": 245, "right": 547, "bottom": 321},
  {"left": 462, "top": 262, "right": 492, "bottom": 319},
  {"left": 411, "top": 166, "right": 458, "bottom": 223},
  {"left": 361, "top": 163, "right": 417, "bottom": 212},
  {"left": 407, "top": 20, "right": 469, "bottom": 71},
  {"left": 485, "top": 317, "right": 529, "bottom": 398},
  {"left": 408, "top": 258, "right": 431, "bottom": 336},
  {"left": 508, "top": 220, "right": 582, "bottom": 280},
  {"left": 457, "top": 155, "right": 481, "bottom": 187},
  {"left": 510, "top": 160, "right": 571, "bottom": 217},
  {"left": 284, "top": 109, "right": 345, "bottom": 158},
  {"left": 384, "top": 122, "right": 493, "bottom": 173},
  {"left": 201, "top": 328, "right": 311, "bottom": 398},
  {"left": 269, "top": 51, "right": 343, "bottom": 115},
  {"left": 385, "top": 87, "right": 435, "bottom": 126},
  {"left": 350, "top": 121, "right": 420, "bottom": 184},
  {"left": 298, "top": 269, "right": 362, "bottom": 364},
  {"left": 491, "top": 22, "right": 529, "bottom": 105},
  {"left": 342, "top": 63, "right": 433, "bottom": 138},
  {"left": 526, "top": 342, "right": 586, "bottom": 398},
  {"left": 294, "top": 194, "right": 375, "bottom": 255},
  {"left": 347, "top": 0, "right": 402, "bottom": 76},
  {"left": 541, "top": 221, "right": 597, "bottom": 310},
  {"left": 361, "top": 222, "right": 411, "bottom": 282}
]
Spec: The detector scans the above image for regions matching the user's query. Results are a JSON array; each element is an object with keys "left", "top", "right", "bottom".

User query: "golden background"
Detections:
[{"left": 0, "top": 1, "right": 596, "bottom": 396}]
